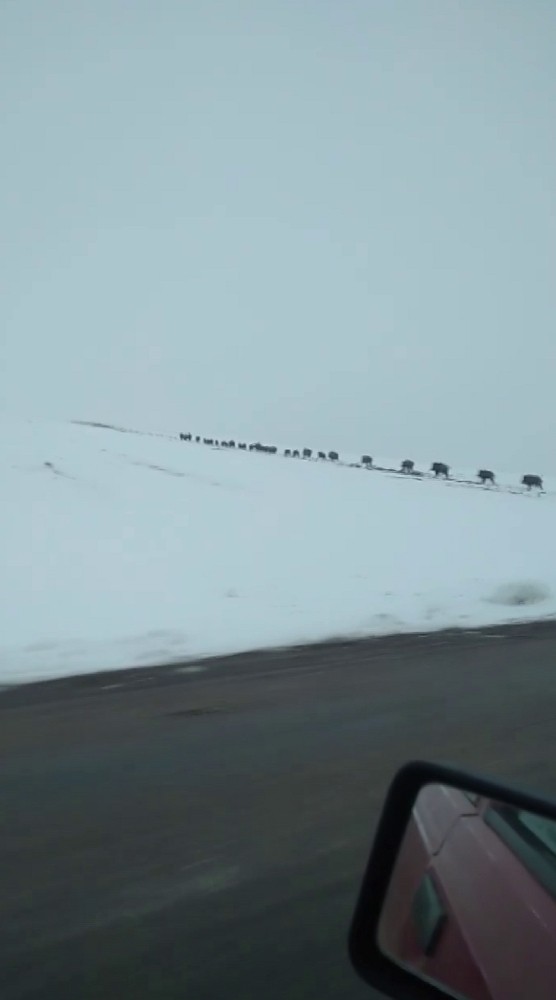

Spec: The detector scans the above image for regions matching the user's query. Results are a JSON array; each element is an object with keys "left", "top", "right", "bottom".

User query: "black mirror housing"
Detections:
[{"left": 349, "top": 761, "right": 556, "bottom": 1000}]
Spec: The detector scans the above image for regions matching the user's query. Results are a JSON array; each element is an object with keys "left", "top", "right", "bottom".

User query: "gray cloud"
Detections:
[{"left": 1, "top": 0, "right": 555, "bottom": 472}]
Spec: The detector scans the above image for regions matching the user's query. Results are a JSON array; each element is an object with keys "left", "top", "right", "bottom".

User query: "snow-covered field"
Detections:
[{"left": 1, "top": 417, "right": 555, "bottom": 684}]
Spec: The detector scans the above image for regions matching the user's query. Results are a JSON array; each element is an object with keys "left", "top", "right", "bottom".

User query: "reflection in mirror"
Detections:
[{"left": 378, "top": 783, "right": 556, "bottom": 1000}]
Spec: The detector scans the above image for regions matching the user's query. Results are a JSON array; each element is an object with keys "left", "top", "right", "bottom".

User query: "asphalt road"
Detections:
[{"left": 2, "top": 621, "right": 556, "bottom": 1000}]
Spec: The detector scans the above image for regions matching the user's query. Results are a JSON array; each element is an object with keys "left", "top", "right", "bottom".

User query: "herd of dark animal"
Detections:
[{"left": 178, "top": 434, "right": 544, "bottom": 492}]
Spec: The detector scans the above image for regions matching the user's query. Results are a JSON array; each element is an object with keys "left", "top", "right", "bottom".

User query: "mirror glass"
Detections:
[{"left": 377, "top": 783, "right": 556, "bottom": 1000}]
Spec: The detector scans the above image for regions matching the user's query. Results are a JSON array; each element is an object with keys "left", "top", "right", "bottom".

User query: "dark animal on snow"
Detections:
[
  {"left": 195, "top": 436, "right": 201, "bottom": 443},
  {"left": 284, "top": 449, "right": 291, "bottom": 457},
  {"left": 303, "top": 448, "right": 312, "bottom": 459},
  {"left": 328, "top": 451, "right": 339, "bottom": 461},
  {"left": 361, "top": 455, "right": 373, "bottom": 467},
  {"left": 431, "top": 462, "right": 449, "bottom": 478},
  {"left": 238, "top": 443, "right": 247, "bottom": 450},
  {"left": 250, "top": 442, "right": 276, "bottom": 454},
  {"left": 317, "top": 451, "right": 326, "bottom": 460},
  {"left": 179, "top": 432, "right": 192, "bottom": 442},
  {"left": 292, "top": 450, "right": 300, "bottom": 458},
  {"left": 228, "top": 440, "right": 235, "bottom": 448},
  {"left": 522, "top": 474, "right": 543, "bottom": 491},
  {"left": 401, "top": 459, "right": 414, "bottom": 473},
  {"left": 478, "top": 469, "right": 495, "bottom": 485}
]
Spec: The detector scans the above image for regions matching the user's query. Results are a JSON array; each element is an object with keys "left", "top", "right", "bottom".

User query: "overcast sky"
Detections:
[{"left": 1, "top": 1, "right": 555, "bottom": 472}]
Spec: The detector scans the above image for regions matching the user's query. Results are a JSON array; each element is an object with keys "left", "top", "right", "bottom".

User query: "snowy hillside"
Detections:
[{"left": 1, "top": 417, "right": 555, "bottom": 684}]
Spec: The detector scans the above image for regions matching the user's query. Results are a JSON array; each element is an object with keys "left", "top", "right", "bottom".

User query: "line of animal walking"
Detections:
[{"left": 177, "top": 434, "right": 544, "bottom": 493}]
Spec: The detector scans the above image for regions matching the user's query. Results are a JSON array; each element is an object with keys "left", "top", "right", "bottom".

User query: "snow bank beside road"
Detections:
[{"left": 1, "top": 418, "right": 555, "bottom": 683}]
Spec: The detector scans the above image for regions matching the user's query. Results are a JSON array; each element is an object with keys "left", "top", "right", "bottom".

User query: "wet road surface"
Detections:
[{"left": 2, "top": 621, "right": 556, "bottom": 999}]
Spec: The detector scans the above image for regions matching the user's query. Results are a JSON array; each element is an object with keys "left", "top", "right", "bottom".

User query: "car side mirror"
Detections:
[{"left": 349, "top": 761, "right": 556, "bottom": 1000}]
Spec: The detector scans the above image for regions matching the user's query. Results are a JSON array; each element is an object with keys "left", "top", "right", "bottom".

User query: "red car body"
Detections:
[{"left": 379, "top": 784, "right": 556, "bottom": 1000}]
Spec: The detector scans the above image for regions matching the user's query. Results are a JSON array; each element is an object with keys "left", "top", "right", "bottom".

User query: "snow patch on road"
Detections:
[{"left": 486, "top": 581, "right": 551, "bottom": 607}]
